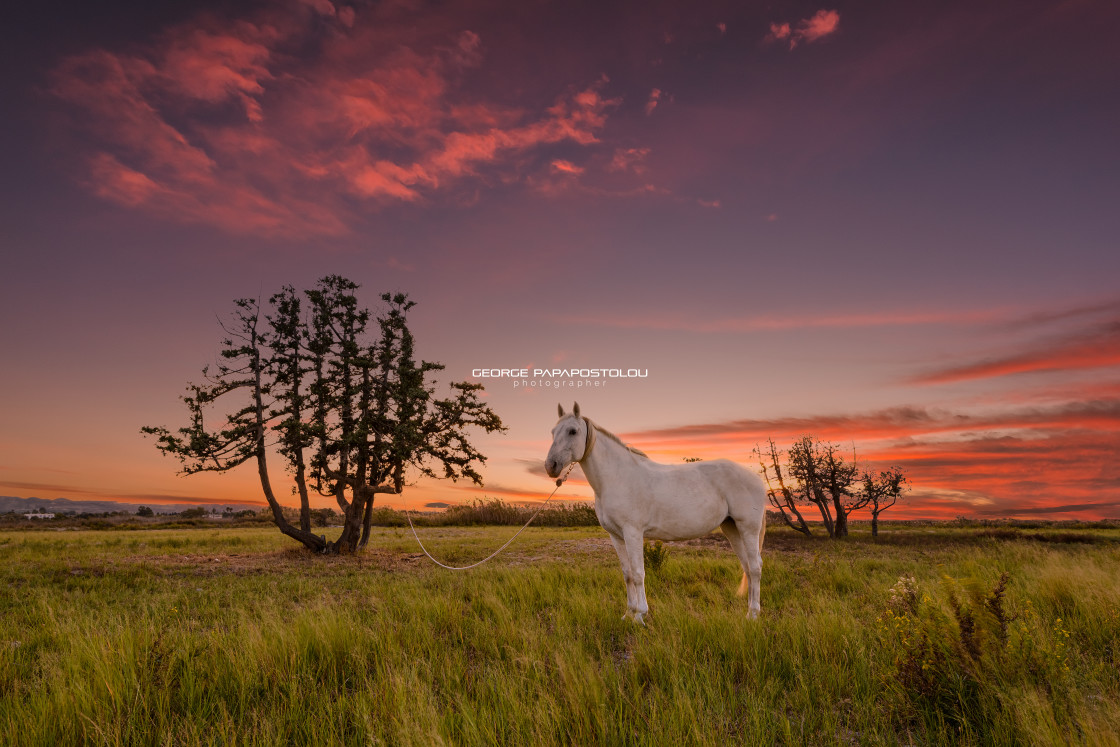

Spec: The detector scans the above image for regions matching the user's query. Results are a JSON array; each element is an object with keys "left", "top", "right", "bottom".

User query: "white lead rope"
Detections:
[{"left": 406, "top": 463, "right": 576, "bottom": 570}]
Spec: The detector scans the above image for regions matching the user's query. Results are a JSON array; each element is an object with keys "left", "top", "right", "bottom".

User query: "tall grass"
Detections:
[
  {"left": 1, "top": 525, "right": 1118, "bottom": 745},
  {"left": 369, "top": 498, "right": 600, "bottom": 528}
]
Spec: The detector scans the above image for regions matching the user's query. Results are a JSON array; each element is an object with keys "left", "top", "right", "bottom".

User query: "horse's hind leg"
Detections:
[
  {"left": 721, "top": 518, "right": 762, "bottom": 619},
  {"left": 608, "top": 532, "right": 635, "bottom": 619}
]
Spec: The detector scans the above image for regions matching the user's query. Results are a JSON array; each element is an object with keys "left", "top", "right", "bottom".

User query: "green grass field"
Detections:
[{"left": 1, "top": 524, "right": 1118, "bottom": 745}]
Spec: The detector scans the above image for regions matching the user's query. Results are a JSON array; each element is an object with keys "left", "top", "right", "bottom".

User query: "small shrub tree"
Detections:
[{"left": 860, "top": 467, "right": 909, "bottom": 537}]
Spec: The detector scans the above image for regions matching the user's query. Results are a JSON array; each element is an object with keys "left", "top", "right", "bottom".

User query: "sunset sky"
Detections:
[{"left": 2, "top": 0, "right": 1118, "bottom": 519}]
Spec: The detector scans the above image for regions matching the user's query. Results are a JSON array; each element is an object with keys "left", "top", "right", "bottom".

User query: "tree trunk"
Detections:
[
  {"left": 251, "top": 320, "right": 325, "bottom": 553},
  {"left": 296, "top": 452, "right": 311, "bottom": 533},
  {"left": 811, "top": 489, "right": 835, "bottom": 537},
  {"left": 257, "top": 448, "right": 326, "bottom": 552},
  {"left": 871, "top": 509, "right": 880, "bottom": 538},
  {"left": 359, "top": 494, "right": 375, "bottom": 548},
  {"left": 833, "top": 499, "right": 848, "bottom": 538},
  {"left": 332, "top": 487, "right": 368, "bottom": 553}
]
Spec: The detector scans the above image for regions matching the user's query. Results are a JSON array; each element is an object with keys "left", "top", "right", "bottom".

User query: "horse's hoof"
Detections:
[
  {"left": 747, "top": 607, "right": 760, "bottom": 620},
  {"left": 632, "top": 612, "right": 647, "bottom": 626}
]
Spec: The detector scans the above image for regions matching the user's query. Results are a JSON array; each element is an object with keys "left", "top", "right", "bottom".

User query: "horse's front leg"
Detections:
[
  {"left": 608, "top": 533, "right": 635, "bottom": 619},
  {"left": 621, "top": 527, "right": 648, "bottom": 625}
]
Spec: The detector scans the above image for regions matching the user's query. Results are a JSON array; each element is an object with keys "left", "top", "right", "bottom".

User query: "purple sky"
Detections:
[{"left": 2, "top": 0, "right": 1118, "bottom": 518}]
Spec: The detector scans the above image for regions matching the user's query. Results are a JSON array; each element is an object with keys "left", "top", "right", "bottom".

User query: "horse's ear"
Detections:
[
  {"left": 572, "top": 402, "right": 581, "bottom": 418},
  {"left": 558, "top": 403, "right": 565, "bottom": 418}
]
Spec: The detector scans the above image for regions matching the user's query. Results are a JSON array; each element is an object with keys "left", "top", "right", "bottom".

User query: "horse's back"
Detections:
[
  {"left": 693, "top": 458, "right": 765, "bottom": 491},
  {"left": 642, "top": 457, "right": 766, "bottom": 519}
]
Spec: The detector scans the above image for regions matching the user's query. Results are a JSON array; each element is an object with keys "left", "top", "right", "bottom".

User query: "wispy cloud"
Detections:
[
  {"left": 553, "top": 307, "right": 1005, "bottom": 333},
  {"left": 623, "top": 400, "right": 1120, "bottom": 446},
  {"left": 913, "top": 318, "right": 1120, "bottom": 385}
]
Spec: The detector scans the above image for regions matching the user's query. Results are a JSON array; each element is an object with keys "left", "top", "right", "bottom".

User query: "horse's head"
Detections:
[{"left": 545, "top": 402, "right": 591, "bottom": 478}]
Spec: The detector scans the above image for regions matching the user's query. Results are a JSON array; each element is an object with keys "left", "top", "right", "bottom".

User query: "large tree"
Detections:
[{"left": 142, "top": 276, "right": 505, "bottom": 553}]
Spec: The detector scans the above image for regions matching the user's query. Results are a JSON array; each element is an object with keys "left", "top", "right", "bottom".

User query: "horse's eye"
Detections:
[{"left": 569, "top": 428, "right": 577, "bottom": 435}]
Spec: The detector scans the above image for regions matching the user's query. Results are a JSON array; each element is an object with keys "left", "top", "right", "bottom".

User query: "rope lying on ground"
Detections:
[{"left": 406, "top": 463, "right": 577, "bottom": 570}]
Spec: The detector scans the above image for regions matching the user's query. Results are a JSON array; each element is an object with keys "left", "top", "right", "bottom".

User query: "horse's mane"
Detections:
[{"left": 585, "top": 418, "right": 649, "bottom": 459}]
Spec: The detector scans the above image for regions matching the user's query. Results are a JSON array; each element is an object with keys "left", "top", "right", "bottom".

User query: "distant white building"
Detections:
[{"left": 25, "top": 513, "right": 54, "bottom": 519}]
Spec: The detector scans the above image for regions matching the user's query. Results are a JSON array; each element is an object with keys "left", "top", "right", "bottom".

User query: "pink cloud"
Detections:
[
  {"left": 87, "top": 154, "right": 161, "bottom": 206},
  {"left": 50, "top": 8, "right": 620, "bottom": 238},
  {"left": 766, "top": 10, "right": 841, "bottom": 49},
  {"left": 768, "top": 22, "right": 792, "bottom": 41},
  {"left": 799, "top": 9, "right": 841, "bottom": 42},
  {"left": 645, "top": 88, "right": 662, "bottom": 115}
]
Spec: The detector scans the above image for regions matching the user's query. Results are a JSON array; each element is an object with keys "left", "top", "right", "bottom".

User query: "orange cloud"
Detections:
[
  {"left": 799, "top": 10, "right": 842, "bottom": 43},
  {"left": 913, "top": 321, "right": 1120, "bottom": 385},
  {"left": 767, "top": 23, "right": 792, "bottom": 42},
  {"left": 616, "top": 400, "right": 1120, "bottom": 519},
  {"left": 767, "top": 9, "right": 841, "bottom": 50},
  {"left": 874, "top": 430, "right": 1120, "bottom": 518},
  {"left": 550, "top": 159, "right": 584, "bottom": 175},
  {"left": 50, "top": 7, "right": 619, "bottom": 238}
]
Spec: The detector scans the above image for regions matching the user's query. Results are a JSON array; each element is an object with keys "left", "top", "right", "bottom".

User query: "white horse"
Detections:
[{"left": 545, "top": 402, "right": 768, "bottom": 624}]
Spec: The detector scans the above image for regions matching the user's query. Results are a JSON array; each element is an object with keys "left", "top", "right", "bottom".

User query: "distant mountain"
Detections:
[{"left": 0, "top": 495, "right": 262, "bottom": 515}]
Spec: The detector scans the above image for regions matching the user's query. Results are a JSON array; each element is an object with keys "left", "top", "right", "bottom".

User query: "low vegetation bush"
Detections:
[
  {"left": 643, "top": 540, "right": 670, "bottom": 573},
  {"left": 878, "top": 570, "right": 1094, "bottom": 741}
]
